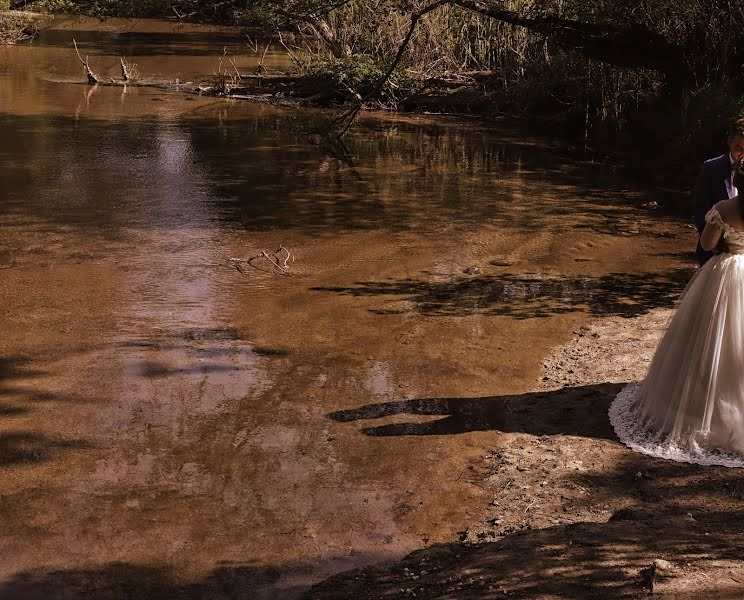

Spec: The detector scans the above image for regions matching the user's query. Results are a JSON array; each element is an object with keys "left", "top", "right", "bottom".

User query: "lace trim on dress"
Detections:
[
  {"left": 703, "top": 205, "right": 744, "bottom": 254},
  {"left": 609, "top": 382, "right": 744, "bottom": 468},
  {"left": 705, "top": 205, "right": 735, "bottom": 237}
]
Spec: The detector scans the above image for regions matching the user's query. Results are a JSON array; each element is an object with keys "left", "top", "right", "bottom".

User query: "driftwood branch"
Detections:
[
  {"left": 120, "top": 57, "right": 130, "bottom": 81},
  {"left": 229, "top": 56, "right": 242, "bottom": 79},
  {"left": 171, "top": 5, "right": 197, "bottom": 19},
  {"left": 212, "top": 46, "right": 238, "bottom": 94},
  {"left": 276, "top": 245, "right": 294, "bottom": 269},
  {"left": 259, "top": 251, "right": 289, "bottom": 274},
  {"left": 119, "top": 56, "right": 139, "bottom": 81},
  {"left": 72, "top": 40, "right": 140, "bottom": 85},
  {"left": 73, "top": 38, "right": 98, "bottom": 84}
]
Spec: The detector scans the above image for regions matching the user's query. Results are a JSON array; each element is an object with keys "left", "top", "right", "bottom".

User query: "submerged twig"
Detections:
[
  {"left": 230, "top": 246, "right": 295, "bottom": 276},
  {"left": 260, "top": 250, "right": 289, "bottom": 274},
  {"left": 276, "top": 245, "right": 294, "bottom": 268}
]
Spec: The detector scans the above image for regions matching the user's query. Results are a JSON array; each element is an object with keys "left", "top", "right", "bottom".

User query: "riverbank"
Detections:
[{"left": 304, "top": 304, "right": 744, "bottom": 598}]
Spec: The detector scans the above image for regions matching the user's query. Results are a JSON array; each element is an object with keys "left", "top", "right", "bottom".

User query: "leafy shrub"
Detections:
[{"left": 305, "top": 54, "right": 417, "bottom": 104}]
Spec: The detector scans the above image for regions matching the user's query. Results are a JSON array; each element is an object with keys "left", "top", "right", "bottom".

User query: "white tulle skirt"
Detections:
[{"left": 610, "top": 253, "right": 744, "bottom": 467}]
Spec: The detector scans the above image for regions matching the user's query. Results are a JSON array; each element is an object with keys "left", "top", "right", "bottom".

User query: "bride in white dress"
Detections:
[{"left": 610, "top": 157, "right": 744, "bottom": 467}]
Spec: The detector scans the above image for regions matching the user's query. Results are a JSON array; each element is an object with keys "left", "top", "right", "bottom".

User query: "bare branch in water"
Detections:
[
  {"left": 256, "top": 43, "right": 270, "bottom": 77},
  {"left": 120, "top": 57, "right": 134, "bottom": 81},
  {"left": 73, "top": 38, "right": 98, "bottom": 84},
  {"left": 119, "top": 56, "right": 140, "bottom": 81},
  {"left": 277, "top": 29, "right": 304, "bottom": 69},
  {"left": 229, "top": 56, "right": 242, "bottom": 80}
]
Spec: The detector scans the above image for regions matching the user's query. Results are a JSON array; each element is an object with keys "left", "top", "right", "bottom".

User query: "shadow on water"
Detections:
[
  {"left": 0, "top": 355, "right": 43, "bottom": 407},
  {"left": 0, "top": 355, "right": 92, "bottom": 466},
  {"left": 329, "top": 383, "right": 621, "bottom": 440},
  {"left": 313, "top": 269, "right": 695, "bottom": 319},
  {"left": 0, "top": 432, "right": 90, "bottom": 466},
  {"left": 0, "top": 552, "right": 392, "bottom": 600}
]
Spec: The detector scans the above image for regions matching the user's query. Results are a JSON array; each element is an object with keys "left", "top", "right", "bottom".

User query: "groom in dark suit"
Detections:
[{"left": 694, "top": 118, "right": 744, "bottom": 265}]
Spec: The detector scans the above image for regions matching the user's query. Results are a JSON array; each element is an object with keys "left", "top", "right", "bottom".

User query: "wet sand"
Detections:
[
  {"left": 0, "top": 17, "right": 697, "bottom": 598},
  {"left": 307, "top": 306, "right": 744, "bottom": 599}
]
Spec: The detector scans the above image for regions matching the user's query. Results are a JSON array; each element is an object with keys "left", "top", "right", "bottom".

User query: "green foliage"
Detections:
[{"left": 306, "top": 54, "right": 417, "bottom": 103}]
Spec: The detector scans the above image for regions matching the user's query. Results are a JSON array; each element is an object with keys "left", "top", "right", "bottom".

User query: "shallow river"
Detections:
[{"left": 0, "top": 17, "right": 694, "bottom": 598}]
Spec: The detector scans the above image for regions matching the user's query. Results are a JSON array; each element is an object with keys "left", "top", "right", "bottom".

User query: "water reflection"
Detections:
[
  {"left": 0, "top": 108, "right": 647, "bottom": 238},
  {"left": 103, "top": 124, "right": 271, "bottom": 443}
]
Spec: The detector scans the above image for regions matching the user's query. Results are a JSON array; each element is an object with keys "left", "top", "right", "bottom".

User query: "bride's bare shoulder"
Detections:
[
  {"left": 715, "top": 199, "right": 737, "bottom": 219},
  {"left": 715, "top": 198, "right": 744, "bottom": 229}
]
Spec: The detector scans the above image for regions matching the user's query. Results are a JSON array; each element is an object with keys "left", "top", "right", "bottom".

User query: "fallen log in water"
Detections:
[{"left": 68, "top": 40, "right": 317, "bottom": 104}]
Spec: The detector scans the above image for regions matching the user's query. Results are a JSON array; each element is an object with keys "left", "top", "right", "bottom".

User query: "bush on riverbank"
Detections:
[
  {"left": 0, "top": 10, "right": 44, "bottom": 44},
  {"left": 304, "top": 54, "right": 417, "bottom": 104}
]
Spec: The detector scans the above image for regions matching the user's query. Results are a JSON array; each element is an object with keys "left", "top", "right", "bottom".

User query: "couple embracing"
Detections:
[{"left": 609, "top": 118, "right": 744, "bottom": 467}]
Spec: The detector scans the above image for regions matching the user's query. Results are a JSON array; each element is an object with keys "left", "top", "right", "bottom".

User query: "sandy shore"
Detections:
[{"left": 305, "top": 304, "right": 744, "bottom": 599}]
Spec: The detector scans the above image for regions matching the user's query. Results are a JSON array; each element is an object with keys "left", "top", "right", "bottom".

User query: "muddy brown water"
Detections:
[{"left": 0, "top": 17, "right": 695, "bottom": 599}]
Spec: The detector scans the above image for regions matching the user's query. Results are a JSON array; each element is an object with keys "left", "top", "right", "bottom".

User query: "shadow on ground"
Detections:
[
  {"left": 322, "top": 381, "right": 744, "bottom": 599},
  {"left": 0, "top": 562, "right": 296, "bottom": 600},
  {"left": 305, "top": 446, "right": 744, "bottom": 599},
  {"left": 301, "top": 507, "right": 744, "bottom": 599},
  {"left": 329, "top": 383, "right": 621, "bottom": 440}
]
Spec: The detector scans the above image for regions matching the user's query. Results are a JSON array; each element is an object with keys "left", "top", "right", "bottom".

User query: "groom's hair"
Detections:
[{"left": 729, "top": 118, "right": 744, "bottom": 139}]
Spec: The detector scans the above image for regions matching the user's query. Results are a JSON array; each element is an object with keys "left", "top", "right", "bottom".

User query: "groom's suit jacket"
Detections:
[{"left": 694, "top": 153, "right": 732, "bottom": 266}]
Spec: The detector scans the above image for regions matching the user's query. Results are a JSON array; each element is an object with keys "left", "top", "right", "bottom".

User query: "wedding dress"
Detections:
[{"left": 610, "top": 204, "right": 744, "bottom": 467}]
